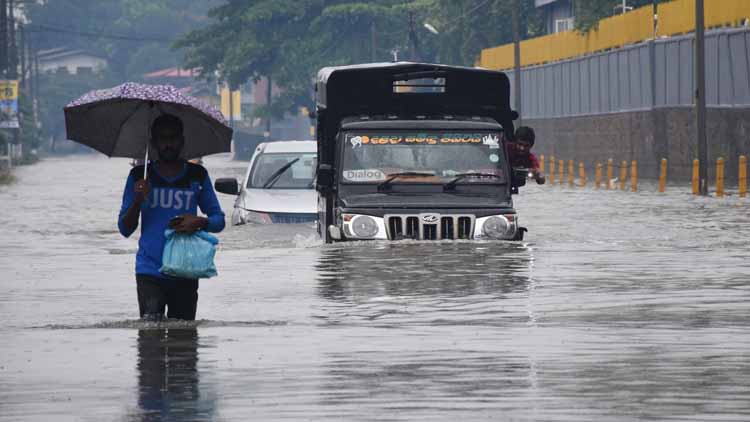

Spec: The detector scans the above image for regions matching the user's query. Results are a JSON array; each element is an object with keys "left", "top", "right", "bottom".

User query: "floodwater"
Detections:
[{"left": 1, "top": 155, "right": 749, "bottom": 421}]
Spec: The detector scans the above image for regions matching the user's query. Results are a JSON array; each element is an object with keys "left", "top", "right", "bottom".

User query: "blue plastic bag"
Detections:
[{"left": 160, "top": 229, "right": 219, "bottom": 279}]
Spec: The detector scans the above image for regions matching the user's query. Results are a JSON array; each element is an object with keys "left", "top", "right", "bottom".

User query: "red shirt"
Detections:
[{"left": 507, "top": 145, "right": 540, "bottom": 170}]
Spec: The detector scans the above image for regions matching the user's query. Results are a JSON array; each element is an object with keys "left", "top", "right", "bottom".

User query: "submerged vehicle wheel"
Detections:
[{"left": 513, "top": 227, "right": 527, "bottom": 241}]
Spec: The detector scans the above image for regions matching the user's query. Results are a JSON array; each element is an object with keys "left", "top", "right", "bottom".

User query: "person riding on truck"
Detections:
[{"left": 508, "top": 126, "right": 545, "bottom": 185}]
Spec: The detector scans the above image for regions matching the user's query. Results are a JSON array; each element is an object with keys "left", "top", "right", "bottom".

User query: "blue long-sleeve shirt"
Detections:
[{"left": 118, "top": 162, "right": 225, "bottom": 279}]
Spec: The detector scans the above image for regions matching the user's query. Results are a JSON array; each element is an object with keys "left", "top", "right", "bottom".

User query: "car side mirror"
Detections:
[
  {"left": 316, "top": 164, "right": 334, "bottom": 193},
  {"left": 215, "top": 177, "right": 239, "bottom": 195},
  {"left": 512, "top": 168, "right": 527, "bottom": 188}
]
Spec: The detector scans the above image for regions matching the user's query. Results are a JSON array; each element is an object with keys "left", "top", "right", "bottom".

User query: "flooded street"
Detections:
[{"left": 2, "top": 154, "right": 750, "bottom": 421}]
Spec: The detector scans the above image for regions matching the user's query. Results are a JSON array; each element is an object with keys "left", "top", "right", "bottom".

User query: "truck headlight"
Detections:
[
  {"left": 475, "top": 215, "right": 517, "bottom": 240},
  {"left": 342, "top": 214, "right": 387, "bottom": 239},
  {"left": 352, "top": 215, "right": 379, "bottom": 237}
]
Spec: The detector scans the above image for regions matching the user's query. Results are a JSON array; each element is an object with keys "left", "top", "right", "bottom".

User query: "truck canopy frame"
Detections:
[{"left": 315, "top": 62, "right": 517, "bottom": 168}]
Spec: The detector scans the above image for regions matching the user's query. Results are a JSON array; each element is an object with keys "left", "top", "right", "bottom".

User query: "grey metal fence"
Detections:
[{"left": 507, "top": 27, "right": 750, "bottom": 119}]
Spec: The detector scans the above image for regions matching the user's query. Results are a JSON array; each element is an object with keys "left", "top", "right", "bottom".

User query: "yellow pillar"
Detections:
[
  {"left": 567, "top": 160, "right": 574, "bottom": 187},
  {"left": 579, "top": 162, "right": 586, "bottom": 187},
  {"left": 658, "top": 158, "right": 667, "bottom": 193},
  {"left": 630, "top": 160, "right": 638, "bottom": 192},
  {"left": 619, "top": 160, "right": 627, "bottom": 191},
  {"left": 595, "top": 162, "right": 603, "bottom": 189},
  {"left": 716, "top": 157, "right": 725, "bottom": 198},
  {"left": 539, "top": 154, "right": 545, "bottom": 173},
  {"left": 740, "top": 155, "right": 747, "bottom": 198},
  {"left": 606, "top": 159, "right": 613, "bottom": 190},
  {"left": 558, "top": 159, "right": 564, "bottom": 186},
  {"left": 549, "top": 156, "right": 556, "bottom": 184},
  {"left": 692, "top": 159, "right": 700, "bottom": 195}
]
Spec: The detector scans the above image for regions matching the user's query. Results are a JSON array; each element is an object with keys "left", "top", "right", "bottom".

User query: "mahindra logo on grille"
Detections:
[{"left": 422, "top": 214, "right": 439, "bottom": 223}]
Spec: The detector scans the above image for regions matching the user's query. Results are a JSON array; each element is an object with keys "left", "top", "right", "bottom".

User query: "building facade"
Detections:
[{"left": 536, "top": 0, "right": 575, "bottom": 34}]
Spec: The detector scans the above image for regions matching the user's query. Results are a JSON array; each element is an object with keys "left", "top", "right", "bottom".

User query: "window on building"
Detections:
[{"left": 555, "top": 18, "right": 574, "bottom": 33}]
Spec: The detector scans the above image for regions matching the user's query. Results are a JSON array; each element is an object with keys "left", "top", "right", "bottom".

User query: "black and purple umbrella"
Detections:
[{"left": 64, "top": 82, "right": 232, "bottom": 176}]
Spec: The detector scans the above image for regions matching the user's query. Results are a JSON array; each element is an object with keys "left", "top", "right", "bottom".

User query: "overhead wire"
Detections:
[
  {"left": 24, "top": 23, "right": 172, "bottom": 43},
  {"left": 392, "top": 0, "right": 493, "bottom": 37},
  {"left": 437, "top": 0, "right": 493, "bottom": 33}
]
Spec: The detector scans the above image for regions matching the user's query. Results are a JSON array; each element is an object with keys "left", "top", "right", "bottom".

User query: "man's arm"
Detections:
[
  {"left": 118, "top": 175, "right": 149, "bottom": 237},
  {"left": 528, "top": 153, "right": 546, "bottom": 184},
  {"left": 197, "top": 174, "right": 226, "bottom": 233},
  {"left": 174, "top": 173, "right": 225, "bottom": 234}
]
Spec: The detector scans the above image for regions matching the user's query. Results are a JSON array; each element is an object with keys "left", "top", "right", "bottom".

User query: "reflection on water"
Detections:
[
  {"left": 3, "top": 156, "right": 750, "bottom": 421},
  {"left": 315, "top": 242, "right": 536, "bottom": 328},
  {"left": 312, "top": 242, "right": 544, "bottom": 419},
  {"left": 131, "top": 328, "right": 215, "bottom": 422},
  {"left": 317, "top": 242, "right": 532, "bottom": 300}
]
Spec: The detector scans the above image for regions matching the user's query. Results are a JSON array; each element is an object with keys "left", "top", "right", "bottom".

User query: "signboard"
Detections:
[{"left": 0, "top": 80, "right": 19, "bottom": 129}]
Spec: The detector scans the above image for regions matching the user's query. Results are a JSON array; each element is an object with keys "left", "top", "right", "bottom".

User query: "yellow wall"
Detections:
[
  {"left": 480, "top": 0, "right": 750, "bottom": 71},
  {"left": 220, "top": 87, "right": 241, "bottom": 121}
]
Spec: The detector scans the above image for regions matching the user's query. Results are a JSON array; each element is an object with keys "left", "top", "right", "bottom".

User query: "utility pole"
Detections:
[
  {"left": 7, "top": 0, "right": 15, "bottom": 79},
  {"left": 228, "top": 83, "right": 234, "bottom": 130},
  {"left": 265, "top": 75, "right": 272, "bottom": 138},
  {"left": 512, "top": 0, "right": 522, "bottom": 126},
  {"left": 34, "top": 46, "right": 41, "bottom": 150},
  {"left": 0, "top": 0, "right": 7, "bottom": 75},
  {"left": 19, "top": 23, "right": 24, "bottom": 90},
  {"left": 8, "top": 0, "right": 17, "bottom": 155},
  {"left": 371, "top": 22, "right": 377, "bottom": 62},
  {"left": 695, "top": 0, "right": 708, "bottom": 195}
]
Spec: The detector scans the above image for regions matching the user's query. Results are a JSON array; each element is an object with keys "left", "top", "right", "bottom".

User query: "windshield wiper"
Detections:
[
  {"left": 263, "top": 158, "right": 300, "bottom": 189},
  {"left": 377, "top": 172, "right": 435, "bottom": 191},
  {"left": 443, "top": 172, "right": 504, "bottom": 191}
]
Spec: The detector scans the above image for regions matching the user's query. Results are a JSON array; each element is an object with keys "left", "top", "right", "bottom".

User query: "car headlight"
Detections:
[
  {"left": 475, "top": 215, "right": 517, "bottom": 240},
  {"left": 342, "top": 214, "right": 387, "bottom": 239},
  {"left": 238, "top": 209, "right": 272, "bottom": 225}
]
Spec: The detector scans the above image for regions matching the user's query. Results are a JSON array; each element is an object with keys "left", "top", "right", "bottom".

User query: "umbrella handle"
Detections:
[{"left": 143, "top": 146, "right": 148, "bottom": 180}]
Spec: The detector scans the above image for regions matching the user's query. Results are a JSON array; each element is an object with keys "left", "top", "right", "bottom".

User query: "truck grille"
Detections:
[{"left": 386, "top": 214, "right": 475, "bottom": 240}]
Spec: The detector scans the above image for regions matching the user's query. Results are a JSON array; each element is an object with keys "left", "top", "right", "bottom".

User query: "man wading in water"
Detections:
[
  {"left": 508, "top": 126, "right": 546, "bottom": 185},
  {"left": 118, "top": 114, "right": 225, "bottom": 321}
]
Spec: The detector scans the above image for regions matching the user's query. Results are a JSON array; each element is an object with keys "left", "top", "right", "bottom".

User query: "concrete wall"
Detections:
[
  {"left": 509, "top": 26, "right": 750, "bottom": 183},
  {"left": 527, "top": 107, "right": 750, "bottom": 182},
  {"left": 507, "top": 27, "right": 750, "bottom": 119}
]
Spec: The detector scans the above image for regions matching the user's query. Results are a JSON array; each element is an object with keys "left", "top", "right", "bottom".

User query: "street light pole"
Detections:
[
  {"left": 407, "top": 11, "right": 421, "bottom": 61},
  {"left": 371, "top": 22, "right": 377, "bottom": 62},
  {"left": 512, "top": 0, "right": 522, "bottom": 126},
  {"left": 695, "top": 0, "right": 708, "bottom": 195}
]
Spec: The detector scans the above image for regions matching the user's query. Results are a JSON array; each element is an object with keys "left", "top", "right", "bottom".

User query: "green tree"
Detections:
[
  {"left": 36, "top": 70, "right": 118, "bottom": 152},
  {"left": 23, "top": 0, "right": 220, "bottom": 79},
  {"left": 20, "top": 0, "right": 220, "bottom": 153},
  {"left": 428, "top": 0, "right": 543, "bottom": 66},
  {"left": 574, "top": 0, "right": 663, "bottom": 32},
  {"left": 176, "top": 0, "right": 538, "bottom": 119}
]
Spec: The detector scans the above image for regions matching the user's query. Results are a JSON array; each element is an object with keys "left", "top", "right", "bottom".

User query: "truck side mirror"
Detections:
[
  {"left": 316, "top": 164, "right": 334, "bottom": 193},
  {"left": 215, "top": 178, "right": 239, "bottom": 195},
  {"left": 512, "top": 168, "right": 527, "bottom": 188}
]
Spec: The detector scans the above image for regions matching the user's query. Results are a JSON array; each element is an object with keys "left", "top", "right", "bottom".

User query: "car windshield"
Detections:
[
  {"left": 341, "top": 131, "right": 506, "bottom": 184},
  {"left": 247, "top": 152, "right": 317, "bottom": 189}
]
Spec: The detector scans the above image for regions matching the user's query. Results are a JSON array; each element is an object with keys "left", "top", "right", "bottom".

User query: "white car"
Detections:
[{"left": 215, "top": 140, "right": 318, "bottom": 225}]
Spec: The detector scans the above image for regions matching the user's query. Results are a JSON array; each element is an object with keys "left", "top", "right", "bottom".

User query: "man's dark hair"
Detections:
[
  {"left": 151, "top": 114, "right": 184, "bottom": 138},
  {"left": 515, "top": 126, "right": 535, "bottom": 146}
]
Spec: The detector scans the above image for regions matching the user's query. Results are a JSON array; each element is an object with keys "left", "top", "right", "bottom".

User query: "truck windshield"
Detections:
[
  {"left": 341, "top": 131, "right": 506, "bottom": 184},
  {"left": 248, "top": 152, "right": 317, "bottom": 189}
]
